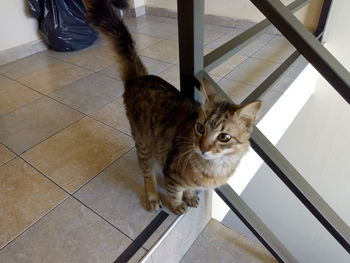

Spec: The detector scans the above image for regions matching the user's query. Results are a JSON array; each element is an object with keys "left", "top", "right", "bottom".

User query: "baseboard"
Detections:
[
  {"left": 125, "top": 5, "right": 146, "bottom": 17},
  {"left": 1, "top": 6, "right": 279, "bottom": 66},
  {"left": 144, "top": 6, "right": 280, "bottom": 34},
  {"left": 0, "top": 40, "right": 48, "bottom": 66}
]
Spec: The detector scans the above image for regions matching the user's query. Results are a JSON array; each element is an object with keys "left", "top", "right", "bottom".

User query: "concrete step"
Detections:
[{"left": 180, "top": 219, "right": 277, "bottom": 263}]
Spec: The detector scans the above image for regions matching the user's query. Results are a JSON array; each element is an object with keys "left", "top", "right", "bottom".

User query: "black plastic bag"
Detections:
[{"left": 28, "top": 0, "right": 97, "bottom": 52}]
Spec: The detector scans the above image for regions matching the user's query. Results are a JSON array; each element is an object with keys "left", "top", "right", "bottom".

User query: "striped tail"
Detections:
[{"left": 85, "top": 0, "right": 147, "bottom": 82}]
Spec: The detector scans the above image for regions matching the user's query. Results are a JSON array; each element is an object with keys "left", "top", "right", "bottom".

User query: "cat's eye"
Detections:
[
  {"left": 217, "top": 133, "right": 232, "bottom": 142},
  {"left": 196, "top": 123, "right": 205, "bottom": 134}
]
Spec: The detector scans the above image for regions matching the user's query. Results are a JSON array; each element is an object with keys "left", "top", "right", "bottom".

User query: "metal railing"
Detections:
[{"left": 177, "top": 0, "right": 350, "bottom": 262}]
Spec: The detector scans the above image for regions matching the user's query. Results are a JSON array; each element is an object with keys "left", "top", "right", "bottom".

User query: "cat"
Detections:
[{"left": 86, "top": 0, "right": 262, "bottom": 214}]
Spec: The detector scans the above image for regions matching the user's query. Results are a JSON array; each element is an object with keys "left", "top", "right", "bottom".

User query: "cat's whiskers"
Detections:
[
  {"left": 182, "top": 151, "right": 195, "bottom": 176},
  {"left": 174, "top": 146, "right": 194, "bottom": 170}
]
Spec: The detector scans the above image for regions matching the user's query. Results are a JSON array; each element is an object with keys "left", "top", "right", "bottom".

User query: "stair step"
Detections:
[{"left": 180, "top": 219, "right": 277, "bottom": 263}]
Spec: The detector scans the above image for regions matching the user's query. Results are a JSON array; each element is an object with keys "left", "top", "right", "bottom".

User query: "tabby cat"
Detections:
[{"left": 86, "top": 0, "right": 261, "bottom": 214}]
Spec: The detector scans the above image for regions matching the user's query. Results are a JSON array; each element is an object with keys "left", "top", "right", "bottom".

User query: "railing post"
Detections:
[{"left": 177, "top": 0, "right": 204, "bottom": 100}]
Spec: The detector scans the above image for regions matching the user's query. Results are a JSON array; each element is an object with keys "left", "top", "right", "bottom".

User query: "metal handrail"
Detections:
[
  {"left": 177, "top": 0, "right": 350, "bottom": 260},
  {"left": 204, "top": 0, "right": 310, "bottom": 72},
  {"left": 249, "top": 0, "right": 350, "bottom": 104}
]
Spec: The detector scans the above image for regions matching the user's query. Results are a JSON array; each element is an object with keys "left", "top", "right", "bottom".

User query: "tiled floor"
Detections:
[
  {"left": 180, "top": 219, "right": 276, "bottom": 263},
  {"left": 0, "top": 14, "right": 306, "bottom": 262}
]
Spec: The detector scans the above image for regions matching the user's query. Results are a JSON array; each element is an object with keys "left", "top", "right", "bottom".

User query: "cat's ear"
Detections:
[
  {"left": 200, "top": 78, "right": 221, "bottom": 110},
  {"left": 234, "top": 101, "right": 262, "bottom": 125}
]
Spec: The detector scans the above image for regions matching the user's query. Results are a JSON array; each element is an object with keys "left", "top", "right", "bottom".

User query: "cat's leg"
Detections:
[
  {"left": 165, "top": 176, "right": 188, "bottom": 214},
  {"left": 136, "top": 143, "right": 161, "bottom": 211},
  {"left": 183, "top": 189, "right": 200, "bottom": 208}
]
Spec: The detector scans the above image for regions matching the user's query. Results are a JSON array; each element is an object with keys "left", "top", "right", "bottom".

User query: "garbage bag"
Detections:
[{"left": 28, "top": 0, "right": 97, "bottom": 52}]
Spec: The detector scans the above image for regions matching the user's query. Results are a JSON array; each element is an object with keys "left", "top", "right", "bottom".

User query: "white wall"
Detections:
[
  {"left": 276, "top": 0, "right": 350, "bottom": 226},
  {"left": 129, "top": 0, "right": 145, "bottom": 8},
  {"left": 146, "top": 0, "right": 323, "bottom": 30},
  {"left": 223, "top": 1, "right": 350, "bottom": 262},
  {"left": 0, "top": 0, "right": 40, "bottom": 52},
  {"left": 213, "top": 64, "right": 318, "bottom": 221}
]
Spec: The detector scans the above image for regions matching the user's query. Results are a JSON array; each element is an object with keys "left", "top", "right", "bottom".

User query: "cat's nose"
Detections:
[{"left": 201, "top": 150, "right": 208, "bottom": 155}]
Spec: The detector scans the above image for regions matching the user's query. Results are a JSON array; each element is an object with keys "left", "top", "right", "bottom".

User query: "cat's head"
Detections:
[{"left": 193, "top": 80, "right": 261, "bottom": 160}]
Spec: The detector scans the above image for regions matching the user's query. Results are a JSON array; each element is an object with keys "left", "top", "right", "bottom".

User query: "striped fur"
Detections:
[
  {"left": 86, "top": 0, "right": 262, "bottom": 214},
  {"left": 85, "top": 0, "right": 147, "bottom": 82}
]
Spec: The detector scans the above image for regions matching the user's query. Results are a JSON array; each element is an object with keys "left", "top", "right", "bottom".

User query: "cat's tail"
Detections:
[{"left": 85, "top": 0, "right": 147, "bottom": 82}]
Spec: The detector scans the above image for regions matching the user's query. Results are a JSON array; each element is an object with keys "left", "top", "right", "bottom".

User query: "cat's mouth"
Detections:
[{"left": 194, "top": 148, "right": 219, "bottom": 160}]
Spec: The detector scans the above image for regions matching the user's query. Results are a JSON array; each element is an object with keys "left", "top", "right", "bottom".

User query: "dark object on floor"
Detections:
[{"left": 28, "top": 0, "right": 97, "bottom": 51}]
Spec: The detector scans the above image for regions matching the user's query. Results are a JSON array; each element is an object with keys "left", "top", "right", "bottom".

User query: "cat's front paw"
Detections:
[
  {"left": 184, "top": 195, "right": 200, "bottom": 208},
  {"left": 173, "top": 201, "right": 188, "bottom": 215},
  {"left": 146, "top": 198, "right": 162, "bottom": 211}
]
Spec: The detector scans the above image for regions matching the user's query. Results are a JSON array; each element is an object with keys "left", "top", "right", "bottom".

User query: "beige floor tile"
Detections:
[
  {"left": 0, "top": 158, "right": 67, "bottom": 249},
  {"left": 132, "top": 33, "right": 163, "bottom": 51},
  {"left": 158, "top": 64, "right": 180, "bottom": 89},
  {"left": 75, "top": 149, "right": 165, "bottom": 239},
  {"left": 209, "top": 54, "right": 248, "bottom": 78},
  {"left": 99, "top": 56, "right": 172, "bottom": 80},
  {"left": 0, "top": 80, "right": 42, "bottom": 116},
  {"left": 0, "top": 144, "right": 15, "bottom": 166},
  {"left": 98, "top": 63, "right": 122, "bottom": 80},
  {"left": 135, "top": 20, "right": 178, "bottom": 39},
  {"left": 0, "top": 75, "right": 11, "bottom": 85},
  {"left": 0, "top": 97, "right": 84, "bottom": 154},
  {"left": 180, "top": 219, "right": 276, "bottom": 263},
  {"left": 206, "top": 31, "right": 274, "bottom": 57},
  {"left": 22, "top": 117, "right": 134, "bottom": 193},
  {"left": 65, "top": 46, "right": 115, "bottom": 71},
  {"left": 208, "top": 74, "right": 222, "bottom": 83},
  {"left": 90, "top": 97, "right": 131, "bottom": 135},
  {"left": 49, "top": 73, "right": 124, "bottom": 114},
  {"left": 41, "top": 48, "right": 85, "bottom": 60},
  {"left": 17, "top": 62, "right": 92, "bottom": 94},
  {"left": 169, "top": 27, "right": 226, "bottom": 45},
  {"left": 203, "top": 29, "right": 227, "bottom": 45},
  {"left": 139, "top": 40, "right": 179, "bottom": 64},
  {"left": 0, "top": 197, "right": 145, "bottom": 263},
  {"left": 141, "top": 56, "right": 173, "bottom": 74},
  {"left": 225, "top": 57, "right": 280, "bottom": 86},
  {"left": 0, "top": 53, "right": 59, "bottom": 79},
  {"left": 218, "top": 78, "right": 257, "bottom": 104},
  {"left": 252, "top": 36, "right": 295, "bottom": 63}
]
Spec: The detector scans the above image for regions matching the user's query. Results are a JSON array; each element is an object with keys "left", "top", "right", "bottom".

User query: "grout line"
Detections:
[
  {"left": 0, "top": 155, "right": 17, "bottom": 168},
  {"left": 0, "top": 74, "right": 132, "bottom": 152},
  {"left": 71, "top": 195, "right": 137, "bottom": 242},
  {"left": 16, "top": 114, "right": 85, "bottom": 156},
  {"left": 87, "top": 114, "right": 132, "bottom": 138},
  {"left": 221, "top": 77, "right": 259, "bottom": 88},
  {"left": 253, "top": 56, "right": 284, "bottom": 65},
  {"left": 209, "top": 55, "right": 250, "bottom": 80},
  {"left": 0, "top": 194, "right": 70, "bottom": 252},
  {"left": 115, "top": 211, "right": 169, "bottom": 262},
  {"left": 139, "top": 54, "right": 177, "bottom": 67},
  {"left": 2, "top": 146, "right": 138, "bottom": 245},
  {"left": 71, "top": 146, "right": 135, "bottom": 196},
  {"left": 19, "top": 157, "right": 72, "bottom": 195},
  {"left": 1, "top": 64, "right": 135, "bottom": 156}
]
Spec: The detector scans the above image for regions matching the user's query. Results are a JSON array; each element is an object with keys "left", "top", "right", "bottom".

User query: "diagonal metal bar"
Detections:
[
  {"left": 241, "top": 33, "right": 321, "bottom": 105},
  {"left": 250, "top": 128, "right": 350, "bottom": 253},
  {"left": 242, "top": 49, "right": 300, "bottom": 104},
  {"left": 249, "top": 0, "right": 350, "bottom": 104},
  {"left": 204, "top": 0, "right": 309, "bottom": 72},
  {"left": 216, "top": 185, "right": 299, "bottom": 263}
]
